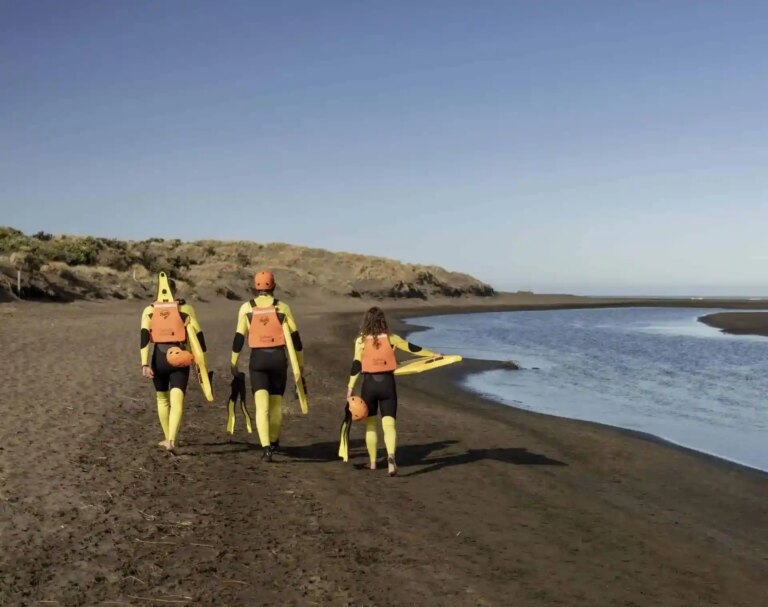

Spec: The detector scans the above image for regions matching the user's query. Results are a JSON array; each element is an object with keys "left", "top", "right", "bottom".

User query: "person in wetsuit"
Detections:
[
  {"left": 230, "top": 270, "right": 305, "bottom": 462},
  {"left": 346, "top": 307, "right": 440, "bottom": 476},
  {"left": 139, "top": 278, "right": 208, "bottom": 453}
]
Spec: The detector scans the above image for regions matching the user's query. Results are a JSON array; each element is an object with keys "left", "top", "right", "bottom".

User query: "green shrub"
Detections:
[
  {"left": 98, "top": 249, "right": 135, "bottom": 271},
  {"left": 97, "top": 237, "right": 127, "bottom": 251},
  {"left": 10, "top": 250, "right": 44, "bottom": 273},
  {"left": 137, "top": 248, "right": 161, "bottom": 273},
  {"left": 167, "top": 266, "right": 184, "bottom": 280},
  {"left": 0, "top": 227, "right": 29, "bottom": 253},
  {"left": 170, "top": 255, "right": 189, "bottom": 271},
  {"left": 48, "top": 237, "right": 103, "bottom": 266}
]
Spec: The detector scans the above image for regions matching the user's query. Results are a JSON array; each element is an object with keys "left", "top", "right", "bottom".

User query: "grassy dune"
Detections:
[{"left": 0, "top": 226, "right": 494, "bottom": 302}]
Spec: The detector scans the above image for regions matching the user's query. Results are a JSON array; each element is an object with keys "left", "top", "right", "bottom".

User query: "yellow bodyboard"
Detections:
[
  {"left": 186, "top": 323, "right": 214, "bottom": 402},
  {"left": 282, "top": 322, "right": 308, "bottom": 414},
  {"left": 394, "top": 355, "right": 463, "bottom": 376}
]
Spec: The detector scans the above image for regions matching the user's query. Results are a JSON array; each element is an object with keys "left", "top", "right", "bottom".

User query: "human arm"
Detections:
[
  {"left": 346, "top": 337, "right": 365, "bottom": 397},
  {"left": 139, "top": 305, "right": 153, "bottom": 377},
  {"left": 230, "top": 302, "right": 250, "bottom": 375}
]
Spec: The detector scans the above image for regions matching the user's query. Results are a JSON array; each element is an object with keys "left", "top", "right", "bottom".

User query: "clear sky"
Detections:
[{"left": 1, "top": 1, "right": 766, "bottom": 295}]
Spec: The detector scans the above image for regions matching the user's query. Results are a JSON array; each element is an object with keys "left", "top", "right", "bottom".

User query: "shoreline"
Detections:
[{"left": 391, "top": 305, "right": 768, "bottom": 478}]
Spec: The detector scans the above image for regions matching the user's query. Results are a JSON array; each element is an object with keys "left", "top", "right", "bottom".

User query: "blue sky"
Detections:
[{"left": 1, "top": 1, "right": 766, "bottom": 295}]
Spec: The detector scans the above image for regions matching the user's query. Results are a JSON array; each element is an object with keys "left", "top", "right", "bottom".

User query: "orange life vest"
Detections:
[
  {"left": 248, "top": 306, "right": 286, "bottom": 348},
  {"left": 149, "top": 301, "right": 187, "bottom": 343},
  {"left": 361, "top": 334, "right": 397, "bottom": 373}
]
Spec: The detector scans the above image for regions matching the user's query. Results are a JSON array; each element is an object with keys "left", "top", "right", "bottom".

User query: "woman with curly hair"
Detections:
[{"left": 345, "top": 307, "right": 440, "bottom": 476}]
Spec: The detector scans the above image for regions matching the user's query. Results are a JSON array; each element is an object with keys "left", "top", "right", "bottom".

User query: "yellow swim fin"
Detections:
[
  {"left": 338, "top": 403, "right": 352, "bottom": 462},
  {"left": 227, "top": 398, "right": 236, "bottom": 434},
  {"left": 155, "top": 271, "right": 175, "bottom": 303},
  {"left": 240, "top": 400, "right": 253, "bottom": 434}
]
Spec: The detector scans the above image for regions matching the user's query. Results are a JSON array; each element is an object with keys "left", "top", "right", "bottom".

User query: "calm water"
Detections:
[{"left": 405, "top": 308, "right": 768, "bottom": 471}]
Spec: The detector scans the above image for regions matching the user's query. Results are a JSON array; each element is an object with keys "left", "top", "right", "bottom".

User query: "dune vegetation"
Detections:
[{"left": 0, "top": 226, "right": 494, "bottom": 302}]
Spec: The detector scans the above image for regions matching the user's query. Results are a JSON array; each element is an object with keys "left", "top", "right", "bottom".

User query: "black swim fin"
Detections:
[
  {"left": 338, "top": 402, "right": 352, "bottom": 462},
  {"left": 226, "top": 372, "right": 250, "bottom": 434}
]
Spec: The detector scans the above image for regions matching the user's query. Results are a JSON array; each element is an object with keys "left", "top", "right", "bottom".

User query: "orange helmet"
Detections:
[
  {"left": 254, "top": 270, "right": 275, "bottom": 291},
  {"left": 347, "top": 396, "right": 368, "bottom": 421},
  {"left": 166, "top": 347, "right": 195, "bottom": 368}
]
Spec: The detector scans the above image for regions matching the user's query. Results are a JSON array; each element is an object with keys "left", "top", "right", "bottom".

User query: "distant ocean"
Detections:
[{"left": 406, "top": 307, "right": 768, "bottom": 472}]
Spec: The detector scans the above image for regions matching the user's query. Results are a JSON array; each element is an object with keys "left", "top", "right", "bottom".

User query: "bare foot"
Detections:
[
  {"left": 387, "top": 456, "right": 398, "bottom": 477},
  {"left": 158, "top": 440, "right": 171, "bottom": 449},
  {"left": 166, "top": 441, "right": 177, "bottom": 454},
  {"left": 369, "top": 461, "right": 376, "bottom": 470}
]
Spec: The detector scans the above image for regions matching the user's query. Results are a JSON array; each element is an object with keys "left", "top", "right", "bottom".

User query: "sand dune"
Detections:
[{"left": 0, "top": 227, "right": 493, "bottom": 303}]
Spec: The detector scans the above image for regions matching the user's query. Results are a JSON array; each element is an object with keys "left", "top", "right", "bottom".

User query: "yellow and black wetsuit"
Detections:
[
  {"left": 140, "top": 300, "right": 207, "bottom": 444},
  {"left": 231, "top": 294, "right": 303, "bottom": 453},
  {"left": 348, "top": 334, "right": 437, "bottom": 466}
]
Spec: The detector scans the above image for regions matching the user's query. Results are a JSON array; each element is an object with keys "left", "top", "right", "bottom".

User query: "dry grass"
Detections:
[{"left": 0, "top": 226, "right": 494, "bottom": 302}]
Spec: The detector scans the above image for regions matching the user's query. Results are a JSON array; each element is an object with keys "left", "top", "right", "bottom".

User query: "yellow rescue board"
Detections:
[
  {"left": 282, "top": 322, "right": 308, "bottom": 414},
  {"left": 155, "top": 271, "right": 175, "bottom": 303},
  {"left": 186, "top": 323, "right": 214, "bottom": 402},
  {"left": 394, "top": 355, "right": 463, "bottom": 376}
]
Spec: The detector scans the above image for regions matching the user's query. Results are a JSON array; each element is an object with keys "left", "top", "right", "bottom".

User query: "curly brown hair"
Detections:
[{"left": 360, "top": 307, "right": 389, "bottom": 346}]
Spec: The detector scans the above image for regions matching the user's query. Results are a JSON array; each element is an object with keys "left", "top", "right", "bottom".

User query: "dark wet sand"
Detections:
[
  {"left": 1, "top": 295, "right": 767, "bottom": 606},
  {"left": 699, "top": 311, "right": 768, "bottom": 337}
]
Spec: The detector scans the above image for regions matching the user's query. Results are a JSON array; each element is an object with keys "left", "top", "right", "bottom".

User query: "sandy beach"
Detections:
[{"left": 1, "top": 295, "right": 767, "bottom": 606}]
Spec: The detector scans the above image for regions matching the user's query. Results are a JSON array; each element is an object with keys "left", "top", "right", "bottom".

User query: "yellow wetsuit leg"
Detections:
[
  {"left": 382, "top": 416, "right": 397, "bottom": 457},
  {"left": 254, "top": 389, "right": 271, "bottom": 447},
  {"left": 156, "top": 391, "right": 170, "bottom": 440},
  {"left": 365, "top": 417, "right": 378, "bottom": 464},
  {"left": 168, "top": 387, "right": 184, "bottom": 442},
  {"left": 268, "top": 395, "right": 283, "bottom": 443}
]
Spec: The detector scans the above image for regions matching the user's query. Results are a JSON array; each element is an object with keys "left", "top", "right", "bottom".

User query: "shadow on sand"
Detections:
[
  {"left": 187, "top": 439, "right": 346, "bottom": 460},
  {"left": 184, "top": 439, "right": 566, "bottom": 474},
  {"left": 186, "top": 439, "right": 260, "bottom": 455},
  {"left": 398, "top": 443, "right": 567, "bottom": 477}
]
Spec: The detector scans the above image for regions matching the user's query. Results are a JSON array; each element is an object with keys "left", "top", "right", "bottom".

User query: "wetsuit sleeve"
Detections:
[
  {"left": 230, "top": 302, "right": 250, "bottom": 368},
  {"left": 390, "top": 334, "right": 438, "bottom": 358},
  {"left": 279, "top": 302, "right": 304, "bottom": 368},
  {"left": 347, "top": 337, "right": 364, "bottom": 391},
  {"left": 140, "top": 305, "right": 152, "bottom": 366}
]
